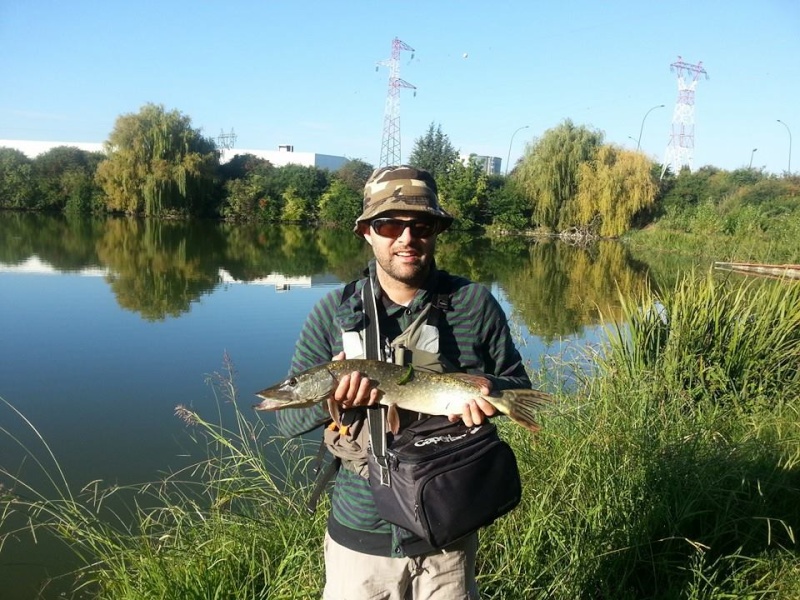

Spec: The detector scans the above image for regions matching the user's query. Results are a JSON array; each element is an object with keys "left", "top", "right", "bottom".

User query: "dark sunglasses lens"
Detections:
[
  {"left": 371, "top": 219, "right": 403, "bottom": 237},
  {"left": 372, "top": 219, "right": 436, "bottom": 238},
  {"left": 410, "top": 221, "right": 437, "bottom": 237}
]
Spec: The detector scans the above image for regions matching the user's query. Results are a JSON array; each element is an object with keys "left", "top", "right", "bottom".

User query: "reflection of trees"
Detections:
[
  {"left": 0, "top": 211, "right": 104, "bottom": 269},
  {"left": 498, "top": 240, "right": 653, "bottom": 341},
  {"left": 220, "top": 224, "right": 324, "bottom": 280},
  {"left": 315, "top": 227, "right": 373, "bottom": 282},
  {"left": 436, "top": 232, "right": 529, "bottom": 285},
  {"left": 2, "top": 213, "right": 656, "bottom": 332},
  {"left": 96, "top": 218, "right": 222, "bottom": 321}
]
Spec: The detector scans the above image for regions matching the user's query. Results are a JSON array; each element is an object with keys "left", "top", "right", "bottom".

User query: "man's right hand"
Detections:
[{"left": 331, "top": 352, "right": 380, "bottom": 408}]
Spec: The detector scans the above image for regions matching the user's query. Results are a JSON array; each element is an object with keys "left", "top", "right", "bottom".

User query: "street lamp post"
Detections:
[
  {"left": 777, "top": 119, "right": 792, "bottom": 174},
  {"left": 505, "top": 125, "right": 529, "bottom": 176},
  {"left": 749, "top": 148, "right": 758, "bottom": 169},
  {"left": 636, "top": 104, "right": 665, "bottom": 151}
]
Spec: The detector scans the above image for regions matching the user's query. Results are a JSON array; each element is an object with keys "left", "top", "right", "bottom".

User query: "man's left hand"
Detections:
[{"left": 447, "top": 377, "right": 496, "bottom": 427}]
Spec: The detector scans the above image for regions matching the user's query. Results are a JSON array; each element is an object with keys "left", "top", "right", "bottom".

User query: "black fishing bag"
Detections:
[{"left": 368, "top": 415, "right": 521, "bottom": 550}]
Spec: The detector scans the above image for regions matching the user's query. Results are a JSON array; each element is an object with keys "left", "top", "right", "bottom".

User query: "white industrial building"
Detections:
[
  {"left": 1, "top": 139, "right": 349, "bottom": 171},
  {"left": 0, "top": 139, "right": 105, "bottom": 157},
  {"left": 219, "top": 144, "right": 348, "bottom": 170}
]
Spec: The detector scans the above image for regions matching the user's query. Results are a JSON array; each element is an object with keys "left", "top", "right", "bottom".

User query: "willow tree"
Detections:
[
  {"left": 95, "top": 104, "right": 219, "bottom": 216},
  {"left": 573, "top": 146, "right": 658, "bottom": 237},
  {"left": 514, "top": 120, "right": 603, "bottom": 231}
]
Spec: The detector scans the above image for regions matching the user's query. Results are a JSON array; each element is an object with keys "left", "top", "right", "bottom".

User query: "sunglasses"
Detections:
[{"left": 370, "top": 217, "right": 439, "bottom": 238}]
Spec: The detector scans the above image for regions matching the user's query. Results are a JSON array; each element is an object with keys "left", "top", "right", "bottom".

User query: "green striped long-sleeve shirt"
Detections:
[{"left": 276, "top": 260, "right": 530, "bottom": 556}]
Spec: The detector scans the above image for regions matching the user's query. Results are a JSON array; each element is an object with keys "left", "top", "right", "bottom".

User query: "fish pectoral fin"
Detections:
[
  {"left": 387, "top": 404, "right": 401, "bottom": 435},
  {"left": 326, "top": 396, "right": 341, "bottom": 426}
]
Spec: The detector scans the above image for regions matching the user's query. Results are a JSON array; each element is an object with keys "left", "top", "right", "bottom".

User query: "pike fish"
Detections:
[{"left": 254, "top": 359, "right": 549, "bottom": 433}]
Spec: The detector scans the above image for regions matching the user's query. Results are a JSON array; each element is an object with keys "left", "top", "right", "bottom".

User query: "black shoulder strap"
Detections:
[
  {"left": 363, "top": 276, "right": 390, "bottom": 485},
  {"left": 363, "top": 276, "right": 382, "bottom": 361},
  {"left": 433, "top": 270, "right": 453, "bottom": 310},
  {"left": 340, "top": 278, "right": 358, "bottom": 307}
]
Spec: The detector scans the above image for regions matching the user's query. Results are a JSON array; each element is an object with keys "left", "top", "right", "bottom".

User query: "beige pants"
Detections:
[{"left": 322, "top": 530, "right": 479, "bottom": 600}]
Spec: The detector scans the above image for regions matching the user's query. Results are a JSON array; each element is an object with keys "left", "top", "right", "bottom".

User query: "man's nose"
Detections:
[{"left": 396, "top": 224, "right": 414, "bottom": 243}]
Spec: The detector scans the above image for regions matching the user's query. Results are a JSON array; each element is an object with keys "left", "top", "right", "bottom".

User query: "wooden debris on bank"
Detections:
[{"left": 714, "top": 262, "right": 800, "bottom": 281}]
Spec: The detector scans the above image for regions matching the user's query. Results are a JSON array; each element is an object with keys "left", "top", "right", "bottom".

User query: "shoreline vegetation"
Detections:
[
  {"left": 1, "top": 105, "right": 797, "bottom": 245},
  {"left": 1, "top": 272, "right": 799, "bottom": 598}
]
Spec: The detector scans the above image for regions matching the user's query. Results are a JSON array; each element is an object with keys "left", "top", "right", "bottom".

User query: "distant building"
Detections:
[
  {"left": 460, "top": 153, "right": 503, "bottom": 176},
  {"left": 1, "top": 139, "right": 349, "bottom": 171},
  {"left": 0, "top": 139, "right": 105, "bottom": 157},
  {"left": 220, "top": 145, "right": 349, "bottom": 171}
]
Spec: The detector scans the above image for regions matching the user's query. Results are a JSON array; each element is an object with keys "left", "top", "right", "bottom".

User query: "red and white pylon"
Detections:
[
  {"left": 377, "top": 38, "right": 416, "bottom": 168},
  {"left": 661, "top": 56, "right": 709, "bottom": 178}
]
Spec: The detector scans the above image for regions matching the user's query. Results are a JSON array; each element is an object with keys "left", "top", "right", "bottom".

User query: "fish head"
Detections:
[{"left": 253, "top": 365, "right": 337, "bottom": 411}]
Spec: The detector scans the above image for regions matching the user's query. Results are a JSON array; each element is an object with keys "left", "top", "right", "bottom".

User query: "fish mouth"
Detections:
[
  {"left": 252, "top": 398, "right": 288, "bottom": 411},
  {"left": 252, "top": 386, "right": 295, "bottom": 411}
]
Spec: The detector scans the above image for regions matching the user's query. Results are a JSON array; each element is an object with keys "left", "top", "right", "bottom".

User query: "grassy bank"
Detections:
[
  {"left": 623, "top": 190, "right": 800, "bottom": 288},
  {"left": 481, "top": 273, "right": 800, "bottom": 598},
  {"left": 2, "top": 274, "right": 800, "bottom": 598}
]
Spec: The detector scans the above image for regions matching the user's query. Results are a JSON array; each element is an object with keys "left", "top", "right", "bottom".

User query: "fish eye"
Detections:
[{"left": 283, "top": 377, "right": 297, "bottom": 386}]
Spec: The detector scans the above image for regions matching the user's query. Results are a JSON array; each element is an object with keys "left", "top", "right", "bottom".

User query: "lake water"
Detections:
[{"left": 0, "top": 212, "right": 657, "bottom": 598}]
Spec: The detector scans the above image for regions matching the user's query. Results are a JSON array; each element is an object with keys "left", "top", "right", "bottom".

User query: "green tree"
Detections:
[
  {"left": 408, "top": 122, "right": 459, "bottom": 179},
  {"left": 318, "top": 179, "right": 362, "bottom": 226},
  {"left": 273, "top": 165, "right": 329, "bottom": 202},
  {"left": 515, "top": 119, "right": 604, "bottom": 231},
  {"left": 438, "top": 159, "right": 488, "bottom": 229},
  {"left": 281, "top": 186, "right": 312, "bottom": 222},
  {"left": 32, "top": 146, "right": 105, "bottom": 212},
  {"left": 335, "top": 158, "right": 374, "bottom": 194},
  {"left": 221, "top": 158, "right": 277, "bottom": 221},
  {"left": 486, "top": 176, "right": 530, "bottom": 230},
  {"left": 218, "top": 153, "right": 272, "bottom": 181},
  {"left": 0, "top": 147, "right": 35, "bottom": 209},
  {"left": 95, "top": 103, "right": 219, "bottom": 216}
]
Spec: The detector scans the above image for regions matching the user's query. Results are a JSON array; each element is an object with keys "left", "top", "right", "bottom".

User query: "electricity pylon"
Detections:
[
  {"left": 217, "top": 128, "right": 237, "bottom": 151},
  {"left": 377, "top": 38, "right": 416, "bottom": 167},
  {"left": 661, "top": 56, "right": 709, "bottom": 178}
]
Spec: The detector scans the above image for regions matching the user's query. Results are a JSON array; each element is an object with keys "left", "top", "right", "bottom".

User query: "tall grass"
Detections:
[
  {"left": 609, "top": 271, "right": 800, "bottom": 406},
  {"left": 3, "top": 277, "right": 800, "bottom": 598},
  {"left": 1, "top": 354, "right": 326, "bottom": 599},
  {"left": 479, "top": 272, "right": 800, "bottom": 598}
]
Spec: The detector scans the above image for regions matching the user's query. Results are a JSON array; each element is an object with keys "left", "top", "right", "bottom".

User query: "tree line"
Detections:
[{"left": 1, "top": 103, "right": 797, "bottom": 238}]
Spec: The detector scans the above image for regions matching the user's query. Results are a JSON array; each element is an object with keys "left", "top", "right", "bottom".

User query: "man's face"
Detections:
[{"left": 363, "top": 211, "right": 439, "bottom": 287}]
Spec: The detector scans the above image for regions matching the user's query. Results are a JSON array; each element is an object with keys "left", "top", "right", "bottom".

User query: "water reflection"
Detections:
[
  {"left": 0, "top": 212, "right": 655, "bottom": 334},
  {"left": 500, "top": 240, "right": 654, "bottom": 341}
]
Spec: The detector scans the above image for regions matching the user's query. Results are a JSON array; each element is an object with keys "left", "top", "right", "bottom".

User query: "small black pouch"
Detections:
[{"left": 368, "top": 416, "right": 521, "bottom": 550}]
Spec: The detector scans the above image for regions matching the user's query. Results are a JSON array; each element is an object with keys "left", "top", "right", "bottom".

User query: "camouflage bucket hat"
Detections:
[{"left": 354, "top": 165, "right": 454, "bottom": 236}]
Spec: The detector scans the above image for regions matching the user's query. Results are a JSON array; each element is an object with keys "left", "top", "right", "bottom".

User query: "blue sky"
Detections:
[{"left": 1, "top": 1, "right": 798, "bottom": 174}]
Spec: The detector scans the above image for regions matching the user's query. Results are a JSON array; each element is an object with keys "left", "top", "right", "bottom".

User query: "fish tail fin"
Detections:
[{"left": 493, "top": 389, "right": 551, "bottom": 433}]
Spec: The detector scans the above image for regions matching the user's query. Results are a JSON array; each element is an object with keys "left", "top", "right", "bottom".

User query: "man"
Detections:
[{"left": 276, "top": 165, "right": 531, "bottom": 599}]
